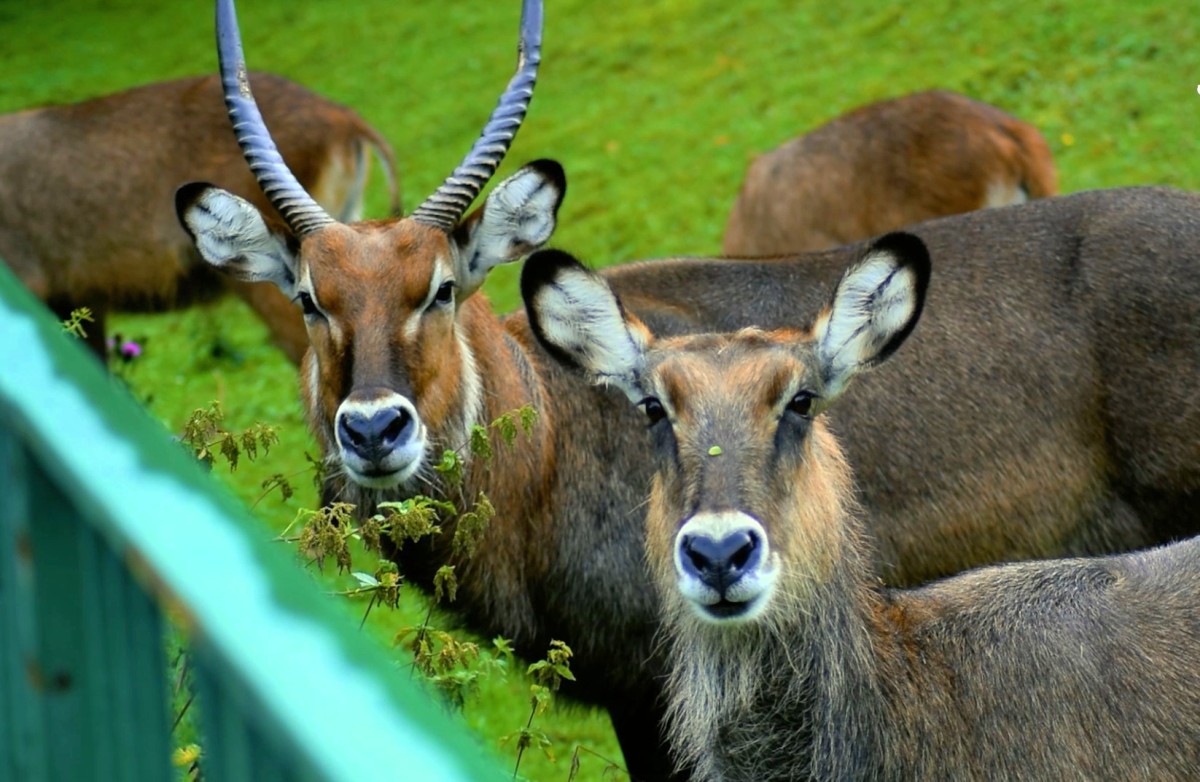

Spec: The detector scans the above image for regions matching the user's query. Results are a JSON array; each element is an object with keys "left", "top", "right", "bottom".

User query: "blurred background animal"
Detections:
[
  {"left": 0, "top": 72, "right": 399, "bottom": 364},
  {"left": 722, "top": 89, "right": 1057, "bottom": 256}
]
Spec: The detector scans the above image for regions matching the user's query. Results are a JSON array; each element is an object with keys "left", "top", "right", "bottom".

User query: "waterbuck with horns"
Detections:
[
  {"left": 722, "top": 89, "right": 1058, "bottom": 256},
  {"left": 0, "top": 71, "right": 398, "bottom": 363},
  {"left": 177, "top": 0, "right": 1200, "bottom": 778},
  {"left": 523, "top": 238, "right": 1200, "bottom": 781}
]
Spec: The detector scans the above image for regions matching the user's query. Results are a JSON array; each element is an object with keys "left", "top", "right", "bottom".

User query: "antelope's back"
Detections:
[
  {"left": 0, "top": 72, "right": 380, "bottom": 308},
  {"left": 722, "top": 90, "right": 1058, "bottom": 256},
  {"left": 887, "top": 532, "right": 1200, "bottom": 778},
  {"left": 609, "top": 186, "right": 1200, "bottom": 585}
]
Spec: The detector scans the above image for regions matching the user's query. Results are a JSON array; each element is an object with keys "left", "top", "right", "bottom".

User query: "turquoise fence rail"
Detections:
[{"left": 0, "top": 264, "right": 503, "bottom": 782}]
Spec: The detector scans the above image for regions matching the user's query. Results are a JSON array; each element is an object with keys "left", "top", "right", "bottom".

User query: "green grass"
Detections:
[{"left": 4, "top": 1, "right": 1199, "bottom": 779}]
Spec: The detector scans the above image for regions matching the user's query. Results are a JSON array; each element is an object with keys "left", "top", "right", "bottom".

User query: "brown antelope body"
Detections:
[
  {"left": 524, "top": 238, "right": 1200, "bottom": 781},
  {"left": 722, "top": 89, "right": 1058, "bottom": 256},
  {"left": 0, "top": 72, "right": 399, "bottom": 362},
  {"left": 177, "top": 1, "right": 1200, "bottom": 779}
]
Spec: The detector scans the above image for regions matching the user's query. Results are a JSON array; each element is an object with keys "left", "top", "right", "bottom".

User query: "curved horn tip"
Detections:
[
  {"left": 213, "top": 0, "right": 336, "bottom": 238},
  {"left": 520, "top": 0, "right": 544, "bottom": 37},
  {"left": 411, "top": 0, "right": 546, "bottom": 229}
]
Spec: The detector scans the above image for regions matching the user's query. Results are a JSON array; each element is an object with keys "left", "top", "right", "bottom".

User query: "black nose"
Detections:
[
  {"left": 337, "top": 407, "right": 414, "bottom": 462},
  {"left": 679, "top": 530, "right": 762, "bottom": 593}
]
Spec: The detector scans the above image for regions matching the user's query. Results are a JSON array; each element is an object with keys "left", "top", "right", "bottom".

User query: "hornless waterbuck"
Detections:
[
  {"left": 0, "top": 71, "right": 399, "bottom": 363},
  {"left": 177, "top": 1, "right": 1200, "bottom": 780},
  {"left": 722, "top": 89, "right": 1058, "bottom": 256},
  {"left": 523, "top": 238, "right": 1200, "bottom": 781}
]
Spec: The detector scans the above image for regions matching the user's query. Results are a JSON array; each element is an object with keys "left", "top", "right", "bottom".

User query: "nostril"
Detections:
[
  {"left": 378, "top": 407, "right": 412, "bottom": 446},
  {"left": 681, "top": 534, "right": 725, "bottom": 581},
  {"left": 730, "top": 533, "right": 756, "bottom": 571},
  {"left": 720, "top": 527, "right": 758, "bottom": 570},
  {"left": 338, "top": 414, "right": 368, "bottom": 449},
  {"left": 682, "top": 537, "right": 713, "bottom": 574}
]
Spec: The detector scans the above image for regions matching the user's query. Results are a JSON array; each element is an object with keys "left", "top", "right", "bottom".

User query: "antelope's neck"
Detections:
[
  {"left": 457, "top": 294, "right": 551, "bottom": 448},
  {"left": 418, "top": 295, "right": 555, "bottom": 642},
  {"left": 666, "top": 543, "right": 901, "bottom": 782}
]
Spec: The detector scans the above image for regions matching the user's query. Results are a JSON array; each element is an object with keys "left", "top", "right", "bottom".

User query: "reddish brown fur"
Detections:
[
  {"left": 722, "top": 90, "right": 1058, "bottom": 256},
  {"left": 641, "top": 331, "right": 853, "bottom": 595},
  {"left": 0, "top": 72, "right": 398, "bottom": 363},
  {"left": 303, "top": 230, "right": 560, "bottom": 639},
  {"left": 300, "top": 221, "right": 474, "bottom": 454}
]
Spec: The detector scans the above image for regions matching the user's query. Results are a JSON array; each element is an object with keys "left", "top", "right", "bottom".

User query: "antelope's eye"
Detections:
[
  {"left": 296, "top": 291, "right": 319, "bottom": 317},
  {"left": 786, "top": 391, "right": 815, "bottom": 419},
  {"left": 640, "top": 397, "right": 667, "bottom": 426},
  {"left": 431, "top": 280, "right": 456, "bottom": 308}
]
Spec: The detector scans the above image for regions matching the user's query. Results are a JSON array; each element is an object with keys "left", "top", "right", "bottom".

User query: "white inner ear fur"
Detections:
[
  {"left": 814, "top": 250, "right": 918, "bottom": 399},
  {"left": 456, "top": 167, "right": 560, "bottom": 289},
  {"left": 185, "top": 188, "right": 297, "bottom": 295},
  {"left": 533, "top": 268, "right": 648, "bottom": 401}
]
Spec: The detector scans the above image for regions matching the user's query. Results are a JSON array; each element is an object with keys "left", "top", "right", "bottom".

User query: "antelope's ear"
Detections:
[
  {"left": 452, "top": 159, "right": 566, "bottom": 296},
  {"left": 176, "top": 182, "right": 300, "bottom": 297},
  {"left": 812, "top": 232, "right": 930, "bottom": 400},
  {"left": 521, "top": 249, "right": 651, "bottom": 402}
]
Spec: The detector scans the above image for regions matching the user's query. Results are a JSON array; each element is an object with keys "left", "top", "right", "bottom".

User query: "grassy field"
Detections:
[{"left": 4, "top": 1, "right": 1199, "bottom": 779}]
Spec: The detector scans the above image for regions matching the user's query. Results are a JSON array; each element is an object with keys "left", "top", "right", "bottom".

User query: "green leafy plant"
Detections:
[
  {"left": 61, "top": 307, "right": 94, "bottom": 339},
  {"left": 178, "top": 401, "right": 280, "bottom": 472},
  {"left": 263, "top": 402, "right": 626, "bottom": 776},
  {"left": 503, "top": 640, "right": 576, "bottom": 779}
]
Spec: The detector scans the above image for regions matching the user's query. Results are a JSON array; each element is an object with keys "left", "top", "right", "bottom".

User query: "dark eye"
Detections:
[
  {"left": 431, "top": 280, "right": 456, "bottom": 308},
  {"left": 786, "top": 391, "right": 815, "bottom": 419},
  {"left": 296, "top": 290, "right": 319, "bottom": 317},
  {"left": 640, "top": 397, "right": 667, "bottom": 426}
]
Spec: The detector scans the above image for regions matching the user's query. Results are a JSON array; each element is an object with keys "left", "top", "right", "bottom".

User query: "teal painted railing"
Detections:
[{"left": 0, "top": 264, "right": 502, "bottom": 781}]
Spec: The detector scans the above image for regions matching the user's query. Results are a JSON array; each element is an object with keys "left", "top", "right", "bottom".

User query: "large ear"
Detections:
[
  {"left": 175, "top": 182, "right": 299, "bottom": 297},
  {"left": 812, "top": 232, "right": 931, "bottom": 400},
  {"left": 521, "top": 249, "right": 651, "bottom": 402},
  {"left": 453, "top": 159, "right": 566, "bottom": 296}
]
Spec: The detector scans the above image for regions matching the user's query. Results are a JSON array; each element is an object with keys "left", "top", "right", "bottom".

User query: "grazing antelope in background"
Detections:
[
  {"left": 722, "top": 89, "right": 1058, "bottom": 256},
  {"left": 524, "top": 239, "right": 1200, "bottom": 781},
  {"left": 177, "top": 0, "right": 1200, "bottom": 779},
  {"left": 0, "top": 71, "right": 399, "bottom": 363}
]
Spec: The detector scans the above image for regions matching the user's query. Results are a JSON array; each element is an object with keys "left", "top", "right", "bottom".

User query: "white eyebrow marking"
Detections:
[{"left": 403, "top": 259, "right": 448, "bottom": 342}]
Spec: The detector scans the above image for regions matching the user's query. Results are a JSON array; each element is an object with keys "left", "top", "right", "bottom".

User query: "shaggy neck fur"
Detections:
[{"left": 658, "top": 432, "right": 903, "bottom": 782}]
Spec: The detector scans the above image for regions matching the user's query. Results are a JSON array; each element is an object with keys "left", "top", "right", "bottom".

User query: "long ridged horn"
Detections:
[
  {"left": 215, "top": 0, "right": 335, "bottom": 238},
  {"left": 410, "top": 0, "right": 543, "bottom": 231}
]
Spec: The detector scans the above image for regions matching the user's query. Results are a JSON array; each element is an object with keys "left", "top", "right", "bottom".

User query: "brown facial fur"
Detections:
[
  {"left": 642, "top": 331, "right": 858, "bottom": 620},
  {"left": 301, "top": 221, "right": 468, "bottom": 448},
  {"left": 514, "top": 187, "right": 1200, "bottom": 777}
]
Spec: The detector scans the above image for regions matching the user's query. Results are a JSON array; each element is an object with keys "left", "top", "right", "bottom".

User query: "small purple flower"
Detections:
[{"left": 119, "top": 340, "right": 143, "bottom": 361}]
